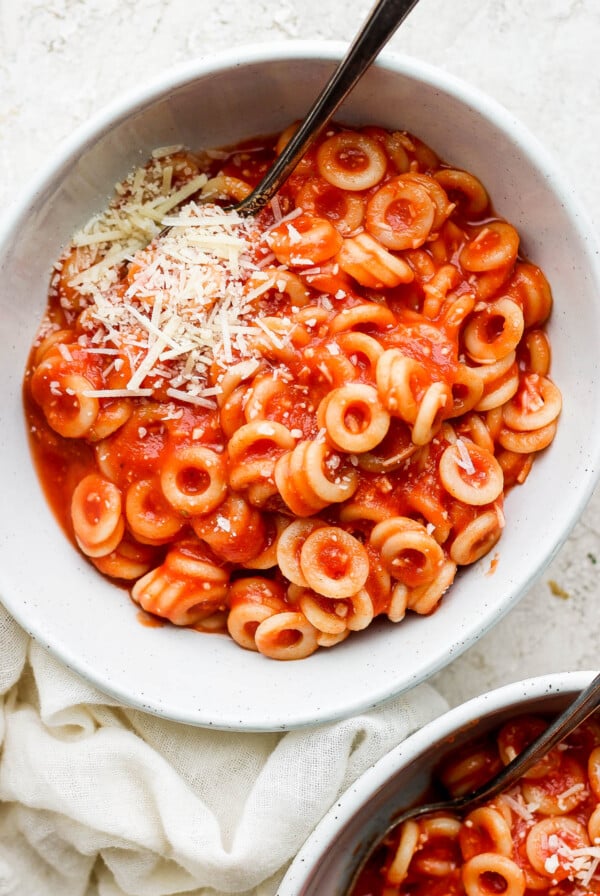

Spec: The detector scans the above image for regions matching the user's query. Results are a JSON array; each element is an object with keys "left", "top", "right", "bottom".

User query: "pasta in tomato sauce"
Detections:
[
  {"left": 351, "top": 713, "right": 600, "bottom": 895},
  {"left": 24, "top": 124, "right": 561, "bottom": 660}
]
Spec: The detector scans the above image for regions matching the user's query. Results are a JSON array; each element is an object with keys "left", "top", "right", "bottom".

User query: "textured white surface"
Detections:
[{"left": 1, "top": 1, "right": 599, "bottom": 705}]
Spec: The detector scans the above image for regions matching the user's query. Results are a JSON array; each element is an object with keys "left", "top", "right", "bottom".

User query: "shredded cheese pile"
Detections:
[{"left": 54, "top": 155, "right": 279, "bottom": 407}]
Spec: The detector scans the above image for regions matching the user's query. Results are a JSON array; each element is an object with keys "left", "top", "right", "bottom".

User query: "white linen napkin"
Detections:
[{"left": 0, "top": 602, "right": 447, "bottom": 896}]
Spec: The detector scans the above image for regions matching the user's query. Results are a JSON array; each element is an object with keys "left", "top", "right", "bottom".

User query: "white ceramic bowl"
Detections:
[
  {"left": 278, "top": 670, "right": 597, "bottom": 894},
  {"left": 1, "top": 43, "right": 599, "bottom": 731}
]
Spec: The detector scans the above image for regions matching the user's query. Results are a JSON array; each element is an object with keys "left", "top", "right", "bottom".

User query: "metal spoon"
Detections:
[
  {"left": 229, "top": 0, "right": 422, "bottom": 217},
  {"left": 346, "top": 671, "right": 600, "bottom": 893}
]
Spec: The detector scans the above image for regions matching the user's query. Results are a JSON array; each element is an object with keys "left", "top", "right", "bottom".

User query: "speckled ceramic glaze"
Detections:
[
  {"left": 278, "top": 671, "right": 597, "bottom": 894},
  {"left": 1, "top": 44, "right": 599, "bottom": 731}
]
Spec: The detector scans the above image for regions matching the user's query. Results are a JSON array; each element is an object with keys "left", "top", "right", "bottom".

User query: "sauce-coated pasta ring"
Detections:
[
  {"left": 276, "top": 518, "right": 328, "bottom": 587},
  {"left": 521, "top": 754, "right": 588, "bottom": 815},
  {"left": 525, "top": 816, "right": 590, "bottom": 878},
  {"left": 160, "top": 445, "right": 227, "bottom": 515},
  {"left": 460, "top": 220, "right": 520, "bottom": 272},
  {"left": 243, "top": 375, "right": 289, "bottom": 422},
  {"left": 447, "top": 365, "right": 484, "bottom": 418},
  {"left": 433, "top": 168, "right": 489, "bottom": 217},
  {"left": 439, "top": 290, "right": 477, "bottom": 335},
  {"left": 299, "top": 526, "right": 370, "bottom": 599},
  {"left": 475, "top": 364, "right": 520, "bottom": 412},
  {"left": 449, "top": 510, "right": 502, "bottom": 566},
  {"left": 387, "top": 582, "right": 408, "bottom": 622},
  {"left": 266, "top": 213, "right": 343, "bottom": 266},
  {"left": 336, "top": 232, "right": 414, "bottom": 288},
  {"left": 243, "top": 513, "right": 289, "bottom": 570},
  {"left": 298, "top": 589, "right": 349, "bottom": 635},
  {"left": 32, "top": 328, "right": 73, "bottom": 365},
  {"left": 125, "top": 478, "right": 185, "bottom": 544},
  {"left": 462, "top": 806, "right": 514, "bottom": 858},
  {"left": 88, "top": 399, "right": 133, "bottom": 442},
  {"left": 335, "top": 331, "right": 384, "bottom": 377},
  {"left": 245, "top": 267, "right": 311, "bottom": 308},
  {"left": 164, "top": 543, "right": 229, "bottom": 597},
  {"left": 253, "top": 611, "right": 319, "bottom": 660},
  {"left": 274, "top": 450, "right": 325, "bottom": 517},
  {"left": 439, "top": 441, "right": 504, "bottom": 506},
  {"left": 345, "top": 589, "right": 375, "bottom": 631},
  {"left": 401, "top": 171, "right": 453, "bottom": 232},
  {"left": 215, "top": 358, "right": 262, "bottom": 406},
  {"left": 294, "top": 439, "right": 358, "bottom": 504},
  {"left": 461, "top": 853, "right": 525, "bottom": 896},
  {"left": 456, "top": 412, "right": 495, "bottom": 454},
  {"left": 200, "top": 174, "right": 252, "bottom": 202},
  {"left": 71, "top": 473, "right": 124, "bottom": 557},
  {"left": 328, "top": 301, "right": 397, "bottom": 334},
  {"left": 502, "top": 375, "right": 562, "bottom": 431},
  {"left": 92, "top": 537, "right": 156, "bottom": 580},
  {"left": 407, "top": 559, "right": 457, "bottom": 614},
  {"left": 370, "top": 517, "right": 444, "bottom": 588},
  {"left": 226, "top": 578, "right": 288, "bottom": 650},
  {"left": 191, "top": 492, "right": 267, "bottom": 564},
  {"left": 376, "top": 349, "right": 428, "bottom": 423},
  {"left": 411, "top": 381, "right": 452, "bottom": 446},
  {"left": 294, "top": 177, "right": 365, "bottom": 235},
  {"left": 521, "top": 329, "right": 551, "bottom": 376},
  {"left": 464, "top": 298, "right": 525, "bottom": 364},
  {"left": 386, "top": 820, "right": 420, "bottom": 885},
  {"left": 316, "top": 130, "right": 388, "bottom": 191},
  {"left": 507, "top": 261, "right": 553, "bottom": 327},
  {"left": 132, "top": 567, "right": 224, "bottom": 626},
  {"left": 589, "top": 745, "right": 600, "bottom": 799},
  {"left": 40, "top": 370, "right": 100, "bottom": 438},
  {"left": 498, "top": 420, "right": 557, "bottom": 454},
  {"left": 366, "top": 177, "right": 435, "bottom": 250},
  {"left": 321, "top": 383, "right": 390, "bottom": 452},
  {"left": 469, "top": 350, "right": 516, "bottom": 386}
]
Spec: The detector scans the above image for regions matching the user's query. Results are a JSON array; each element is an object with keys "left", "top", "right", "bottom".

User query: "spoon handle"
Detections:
[{"left": 234, "top": 0, "right": 421, "bottom": 216}]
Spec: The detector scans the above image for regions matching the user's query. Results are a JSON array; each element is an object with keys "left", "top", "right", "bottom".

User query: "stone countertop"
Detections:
[{"left": 1, "top": 0, "right": 599, "bottom": 708}]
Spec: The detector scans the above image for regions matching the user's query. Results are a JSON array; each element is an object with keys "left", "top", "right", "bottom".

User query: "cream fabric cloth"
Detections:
[{"left": 0, "top": 603, "right": 447, "bottom": 896}]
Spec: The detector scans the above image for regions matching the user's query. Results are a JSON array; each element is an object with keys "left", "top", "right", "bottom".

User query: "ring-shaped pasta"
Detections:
[
  {"left": 449, "top": 366, "right": 485, "bottom": 418},
  {"left": 132, "top": 564, "right": 227, "bottom": 627},
  {"left": 335, "top": 331, "right": 385, "bottom": 377},
  {"left": 449, "top": 510, "right": 503, "bottom": 566},
  {"left": 460, "top": 807, "right": 513, "bottom": 859},
  {"left": 200, "top": 174, "right": 252, "bottom": 202},
  {"left": 276, "top": 518, "right": 328, "bottom": 587},
  {"left": 456, "top": 413, "right": 495, "bottom": 454},
  {"left": 469, "top": 351, "right": 516, "bottom": 386},
  {"left": 328, "top": 301, "right": 397, "bottom": 334},
  {"left": 407, "top": 559, "right": 457, "bottom": 614},
  {"left": 191, "top": 492, "right": 267, "bottom": 564},
  {"left": 226, "top": 578, "right": 288, "bottom": 651},
  {"left": 506, "top": 261, "right": 553, "bottom": 327},
  {"left": 460, "top": 221, "right": 520, "bottom": 272},
  {"left": 243, "top": 513, "right": 289, "bottom": 570},
  {"left": 337, "top": 232, "right": 414, "bottom": 288},
  {"left": 253, "top": 611, "right": 319, "bottom": 660},
  {"left": 588, "top": 804, "right": 600, "bottom": 842},
  {"left": 245, "top": 268, "right": 311, "bottom": 308},
  {"left": 346, "top": 589, "right": 375, "bottom": 631},
  {"left": 464, "top": 298, "right": 525, "bottom": 364},
  {"left": 502, "top": 375, "right": 562, "bottom": 431},
  {"left": 387, "top": 582, "right": 409, "bottom": 622},
  {"left": 300, "top": 526, "right": 370, "bottom": 598},
  {"left": 160, "top": 445, "right": 227, "bottom": 515},
  {"left": 525, "top": 816, "right": 590, "bottom": 879},
  {"left": 215, "top": 358, "right": 262, "bottom": 407},
  {"left": 370, "top": 517, "right": 445, "bottom": 587},
  {"left": 87, "top": 399, "right": 132, "bottom": 442},
  {"left": 38, "top": 371, "right": 100, "bottom": 438},
  {"left": 316, "top": 131, "right": 388, "bottom": 191},
  {"left": 125, "top": 478, "right": 185, "bottom": 544},
  {"left": 71, "top": 473, "right": 124, "bottom": 557},
  {"left": 521, "top": 755, "right": 588, "bottom": 816},
  {"left": 294, "top": 177, "right": 365, "bottom": 235},
  {"left": 298, "top": 589, "right": 348, "bottom": 635},
  {"left": 411, "top": 381, "right": 452, "bottom": 446},
  {"left": 462, "top": 853, "right": 525, "bottom": 896},
  {"left": 439, "top": 440, "right": 504, "bottom": 506},
  {"left": 475, "top": 364, "right": 520, "bottom": 413},
  {"left": 294, "top": 439, "right": 359, "bottom": 504},
  {"left": 92, "top": 536, "right": 156, "bottom": 580},
  {"left": 266, "top": 213, "right": 343, "bottom": 266},
  {"left": 521, "top": 329, "right": 551, "bottom": 376},
  {"left": 589, "top": 746, "right": 600, "bottom": 799},
  {"left": 317, "top": 630, "right": 350, "bottom": 648},
  {"left": 401, "top": 171, "right": 453, "bottom": 232},
  {"left": 433, "top": 168, "right": 489, "bottom": 217},
  {"left": 321, "top": 384, "right": 390, "bottom": 452},
  {"left": 366, "top": 177, "right": 435, "bottom": 250},
  {"left": 386, "top": 820, "right": 420, "bottom": 885},
  {"left": 498, "top": 421, "right": 557, "bottom": 454},
  {"left": 376, "top": 349, "right": 429, "bottom": 423},
  {"left": 243, "top": 374, "right": 289, "bottom": 422}
]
